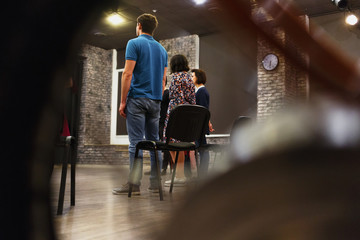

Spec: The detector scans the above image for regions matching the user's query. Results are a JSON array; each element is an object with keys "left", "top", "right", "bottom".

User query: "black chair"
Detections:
[
  {"left": 230, "top": 116, "right": 252, "bottom": 142},
  {"left": 128, "top": 104, "right": 210, "bottom": 200},
  {"left": 56, "top": 136, "right": 76, "bottom": 215},
  {"left": 197, "top": 116, "right": 252, "bottom": 168}
]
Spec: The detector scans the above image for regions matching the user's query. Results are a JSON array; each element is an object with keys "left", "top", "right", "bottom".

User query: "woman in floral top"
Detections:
[{"left": 163, "top": 54, "right": 196, "bottom": 186}]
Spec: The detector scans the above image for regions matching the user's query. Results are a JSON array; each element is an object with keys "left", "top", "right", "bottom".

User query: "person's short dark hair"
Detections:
[
  {"left": 137, "top": 13, "right": 158, "bottom": 35},
  {"left": 191, "top": 69, "right": 207, "bottom": 85},
  {"left": 170, "top": 54, "right": 190, "bottom": 73}
]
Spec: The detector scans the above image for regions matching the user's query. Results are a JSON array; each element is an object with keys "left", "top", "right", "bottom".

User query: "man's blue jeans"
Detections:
[{"left": 126, "top": 97, "right": 162, "bottom": 186}]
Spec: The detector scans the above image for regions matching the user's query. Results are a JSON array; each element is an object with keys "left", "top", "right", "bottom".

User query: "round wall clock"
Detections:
[{"left": 262, "top": 53, "right": 279, "bottom": 71}]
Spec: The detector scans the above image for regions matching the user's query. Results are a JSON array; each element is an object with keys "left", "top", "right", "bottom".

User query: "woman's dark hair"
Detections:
[
  {"left": 191, "top": 69, "right": 207, "bottom": 84},
  {"left": 137, "top": 13, "right": 158, "bottom": 35},
  {"left": 170, "top": 54, "right": 190, "bottom": 73}
]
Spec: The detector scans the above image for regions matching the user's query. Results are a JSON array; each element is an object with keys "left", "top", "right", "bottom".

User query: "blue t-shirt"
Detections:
[{"left": 125, "top": 34, "right": 168, "bottom": 100}]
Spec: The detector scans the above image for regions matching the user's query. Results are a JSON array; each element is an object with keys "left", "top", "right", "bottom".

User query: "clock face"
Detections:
[{"left": 262, "top": 53, "right": 279, "bottom": 71}]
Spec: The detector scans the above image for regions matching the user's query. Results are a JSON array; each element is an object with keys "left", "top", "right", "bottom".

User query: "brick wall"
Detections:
[
  {"left": 254, "top": 2, "right": 309, "bottom": 122},
  {"left": 291, "top": 15, "right": 309, "bottom": 102},
  {"left": 257, "top": 28, "right": 287, "bottom": 121},
  {"left": 77, "top": 45, "right": 128, "bottom": 164}
]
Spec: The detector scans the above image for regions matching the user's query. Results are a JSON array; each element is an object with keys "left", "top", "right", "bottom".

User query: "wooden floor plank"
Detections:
[{"left": 50, "top": 164, "right": 193, "bottom": 240}]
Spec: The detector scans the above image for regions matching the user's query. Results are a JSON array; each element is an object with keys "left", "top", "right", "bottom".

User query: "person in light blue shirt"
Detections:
[{"left": 113, "top": 13, "right": 168, "bottom": 195}]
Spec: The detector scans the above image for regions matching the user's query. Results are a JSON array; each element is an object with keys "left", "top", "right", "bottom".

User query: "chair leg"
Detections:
[
  {"left": 57, "top": 144, "right": 70, "bottom": 215},
  {"left": 128, "top": 147, "right": 140, "bottom": 198},
  {"left": 169, "top": 156, "right": 174, "bottom": 173},
  {"left": 195, "top": 149, "right": 200, "bottom": 178},
  {"left": 154, "top": 150, "right": 163, "bottom": 201},
  {"left": 128, "top": 184, "right": 133, "bottom": 198},
  {"left": 70, "top": 146, "right": 75, "bottom": 206},
  {"left": 170, "top": 151, "right": 179, "bottom": 193}
]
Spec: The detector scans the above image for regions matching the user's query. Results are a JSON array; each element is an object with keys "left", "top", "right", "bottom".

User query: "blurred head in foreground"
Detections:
[{"left": 157, "top": 97, "right": 360, "bottom": 240}]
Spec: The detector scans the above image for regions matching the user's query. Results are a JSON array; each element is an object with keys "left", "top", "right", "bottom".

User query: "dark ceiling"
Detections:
[{"left": 83, "top": 0, "right": 360, "bottom": 50}]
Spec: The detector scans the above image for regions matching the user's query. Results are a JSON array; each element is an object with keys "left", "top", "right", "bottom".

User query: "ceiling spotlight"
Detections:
[
  {"left": 345, "top": 14, "right": 358, "bottom": 25},
  {"left": 331, "top": 0, "right": 348, "bottom": 10},
  {"left": 106, "top": 13, "right": 124, "bottom": 26},
  {"left": 193, "top": 0, "right": 206, "bottom": 5}
]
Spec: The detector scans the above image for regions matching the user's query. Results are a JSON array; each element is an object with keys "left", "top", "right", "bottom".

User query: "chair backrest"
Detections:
[
  {"left": 165, "top": 104, "right": 210, "bottom": 144},
  {"left": 230, "top": 116, "right": 251, "bottom": 142}
]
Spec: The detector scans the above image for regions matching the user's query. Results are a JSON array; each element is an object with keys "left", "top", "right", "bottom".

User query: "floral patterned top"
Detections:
[{"left": 163, "top": 71, "right": 196, "bottom": 142}]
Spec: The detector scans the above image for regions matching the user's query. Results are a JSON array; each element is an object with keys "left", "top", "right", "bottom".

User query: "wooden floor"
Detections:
[
  {"left": 51, "top": 150, "right": 360, "bottom": 239},
  {"left": 50, "top": 164, "right": 212, "bottom": 240}
]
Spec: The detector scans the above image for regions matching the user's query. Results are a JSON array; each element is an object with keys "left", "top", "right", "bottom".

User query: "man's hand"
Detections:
[{"left": 119, "top": 102, "right": 126, "bottom": 118}]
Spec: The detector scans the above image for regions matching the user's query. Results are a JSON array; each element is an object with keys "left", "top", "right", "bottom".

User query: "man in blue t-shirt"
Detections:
[{"left": 113, "top": 13, "right": 168, "bottom": 195}]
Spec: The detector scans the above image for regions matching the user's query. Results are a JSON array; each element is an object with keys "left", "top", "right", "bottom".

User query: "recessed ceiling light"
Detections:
[
  {"left": 107, "top": 13, "right": 124, "bottom": 26},
  {"left": 193, "top": 0, "right": 206, "bottom": 5},
  {"left": 345, "top": 14, "right": 358, "bottom": 25}
]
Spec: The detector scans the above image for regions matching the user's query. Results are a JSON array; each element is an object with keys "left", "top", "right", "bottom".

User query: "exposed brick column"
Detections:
[
  {"left": 252, "top": 1, "right": 309, "bottom": 122},
  {"left": 77, "top": 45, "right": 127, "bottom": 165}
]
